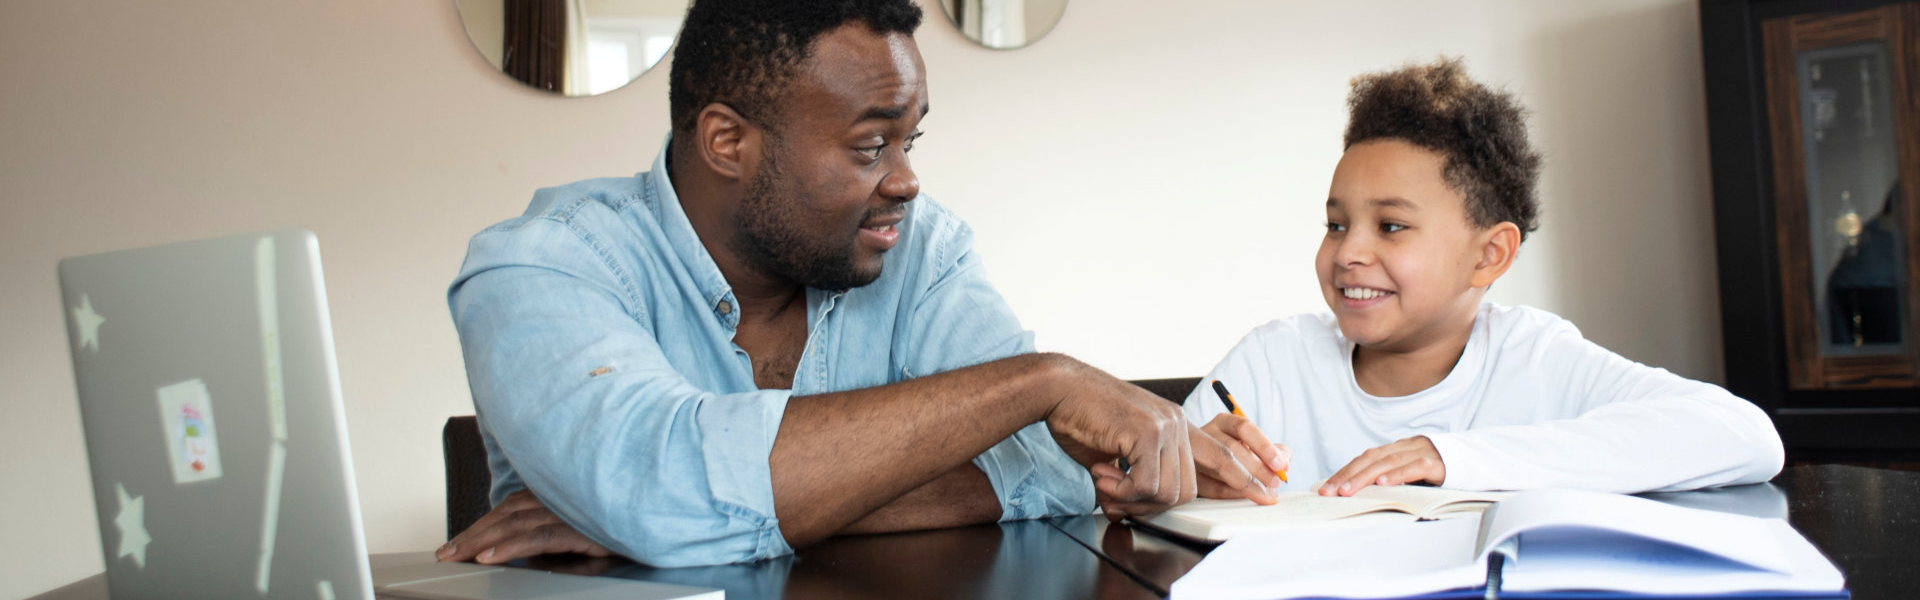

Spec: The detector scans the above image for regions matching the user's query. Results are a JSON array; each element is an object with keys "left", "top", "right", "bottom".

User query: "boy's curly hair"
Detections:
[{"left": 1344, "top": 58, "right": 1543, "bottom": 240}]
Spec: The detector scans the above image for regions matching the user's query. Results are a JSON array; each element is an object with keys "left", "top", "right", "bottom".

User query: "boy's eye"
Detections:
[
  {"left": 1325, "top": 222, "right": 1347, "bottom": 233},
  {"left": 1381, "top": 223, "right": 1408, "bottom": 233}
]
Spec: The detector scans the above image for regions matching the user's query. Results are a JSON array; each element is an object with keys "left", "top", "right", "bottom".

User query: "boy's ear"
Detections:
[
  {"left": 1469, "top": 222, "right": 1522, "bottom": 288},
  {"left": 692, "top": 103, "right": 760, "bottom": 183}
]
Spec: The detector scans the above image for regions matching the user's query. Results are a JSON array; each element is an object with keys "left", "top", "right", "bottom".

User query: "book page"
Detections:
[
  {"left": 1499, "top": 520, "right": 1843, "bottom": 595},
  {"left": 1477, "top": 489, "right": 1788, "bottom": 572},
  {"left": 1169, "top": 517, "right": 1485, "bottom": 600},
  {"left": 1143, "top": 493, "right": 1425, "bottom": 541},
  {"left": 1349, "top": 485, "right": 1510, "bottom": 519},
  {"left": 1478, "top": 489, "right": 1842, "bottom": 595},
  {"left": 1177, "top": 493, "right": 1416, "bottom": 520}
]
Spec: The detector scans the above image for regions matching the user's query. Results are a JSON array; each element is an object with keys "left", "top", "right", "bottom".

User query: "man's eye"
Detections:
[{"left": 857, "top": 145, "right": 885, "bottom": 160}]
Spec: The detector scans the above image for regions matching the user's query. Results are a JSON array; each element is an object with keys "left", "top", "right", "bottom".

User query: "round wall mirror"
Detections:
[
  {"left": 939, "top": 0, "right": 1067, "bottom": 50},
  {"left": 454, "top": 0, "right": 688, "bottom": 97}
]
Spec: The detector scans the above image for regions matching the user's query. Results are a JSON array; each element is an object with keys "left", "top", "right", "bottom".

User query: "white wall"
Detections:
[{"left": 0, "top": 0, "right": 1723, "bottom": 596}]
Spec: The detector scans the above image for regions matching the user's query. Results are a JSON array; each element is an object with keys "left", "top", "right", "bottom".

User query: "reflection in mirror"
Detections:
[
  {"left": 1794, "top": 43, "right": 1912, "bottom": 355},
  {"left": 454, "top": 0, "right": 687, "bottom": 97},
  {"left": 939, "top": 0, "right": 1067, "bottom": 50}
]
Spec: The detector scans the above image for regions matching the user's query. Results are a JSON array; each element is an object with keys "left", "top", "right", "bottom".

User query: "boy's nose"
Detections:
[{"left": 1335, "top": 236, "right": 1374, "bottom": 266}]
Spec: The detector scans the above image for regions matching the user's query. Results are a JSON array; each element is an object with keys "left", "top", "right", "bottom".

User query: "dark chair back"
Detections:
[
  {"left": 443, "top": 416, "right": 490, "bottom": 540},
  {"left": 1131, "top": 376, "right": 1202, "bottom": 405},
  {"left": 439, "top": 377, "right": 1203, "bottom": 539}
]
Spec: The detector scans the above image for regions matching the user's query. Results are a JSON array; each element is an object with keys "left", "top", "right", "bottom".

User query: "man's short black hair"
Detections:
[
  {"left": 669, "top": 0, "right": 924, "bottom": 135},
  {"left": 1344, "top": 58, "right": 1544, "bottom": 240}
]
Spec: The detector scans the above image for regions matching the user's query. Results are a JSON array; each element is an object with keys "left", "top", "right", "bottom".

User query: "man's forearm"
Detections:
[
  {"left": 770, "top": 352, "right": 1070, "bottom": 547},
  {"left": 837, "top": 464, "right": 1000, "bottom": 536}
]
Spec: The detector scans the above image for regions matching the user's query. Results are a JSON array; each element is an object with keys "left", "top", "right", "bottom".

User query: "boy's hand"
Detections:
[
  {"left": 1196, "top": 413, "right": 1289, "bottom": 501},
  {"left": 1318, "top": 436, "right": 1445, "bottom": 496}
]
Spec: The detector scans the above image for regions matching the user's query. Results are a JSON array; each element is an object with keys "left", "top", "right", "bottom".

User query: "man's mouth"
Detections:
[{"left": 858, "top": 213, "right": 904, "bottom": 251}]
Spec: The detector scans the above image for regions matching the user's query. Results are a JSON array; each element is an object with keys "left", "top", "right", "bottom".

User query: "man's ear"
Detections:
[
  {"left": 692, "top": 103, "right": 760, "bottom": 183},
  {"left": 1469, "top": 222, "right": 1522, "bottom": 289}
]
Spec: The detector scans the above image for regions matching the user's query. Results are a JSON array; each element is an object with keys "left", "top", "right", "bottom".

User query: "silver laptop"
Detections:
[{"left": 58, "top": 229, "right": 719, "bottom": 600}]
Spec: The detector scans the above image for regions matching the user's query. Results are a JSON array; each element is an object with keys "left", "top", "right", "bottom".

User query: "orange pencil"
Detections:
[{"left": 1211, "top": 379, "right": 1287, "bottom": 483}]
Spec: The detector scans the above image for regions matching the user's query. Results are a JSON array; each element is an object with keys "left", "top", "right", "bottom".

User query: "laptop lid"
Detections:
[{"left": 60, "top": 229, "right": 375, "bottom": 599}]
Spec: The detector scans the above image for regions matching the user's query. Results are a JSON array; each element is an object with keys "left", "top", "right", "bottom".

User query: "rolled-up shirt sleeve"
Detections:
[
  {"left": 450, "top": 220, "right": 792, "bottom": 566},
  {"left": 897, "top": 211, "right": 1096, "bottom": 521}
]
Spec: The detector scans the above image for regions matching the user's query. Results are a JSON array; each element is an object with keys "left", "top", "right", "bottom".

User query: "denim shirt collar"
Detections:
[{"left": 645, "top": 134, "right": 745, "bottom": 331}]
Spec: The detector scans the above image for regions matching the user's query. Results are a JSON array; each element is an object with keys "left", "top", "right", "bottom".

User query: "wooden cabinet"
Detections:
[{"left": 1702, "top": 0, "right": 1920, "bottom": 461}]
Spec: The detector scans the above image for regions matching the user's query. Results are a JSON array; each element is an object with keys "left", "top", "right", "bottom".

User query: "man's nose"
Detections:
[{"left": 879, "top": 159, "right": 919, "bottom": 204}]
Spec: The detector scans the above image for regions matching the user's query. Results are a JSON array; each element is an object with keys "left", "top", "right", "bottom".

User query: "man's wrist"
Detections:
[{"left": 1017, "top": 352, "right": 1080, "bottom": 423}]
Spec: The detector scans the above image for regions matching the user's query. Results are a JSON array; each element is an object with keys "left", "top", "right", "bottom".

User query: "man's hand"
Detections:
[
  {"left": 1042, "top": 359, "right": 1278, "bottom": 519},
  {"left": 1042, "top": 362, "right": 1194, "bottom": 516},
  {"left": 1196, "top": 413, "right": 1289, "bottom": 501},
  {"left": 1317, "top": 436, "right": 1445, "bottom": 496},
  {"left": 436, "top": 490, "right": 613, "bottom": 564},
  {"left": 1083, "top": 422, "right": 1282, "bottom": 521}
]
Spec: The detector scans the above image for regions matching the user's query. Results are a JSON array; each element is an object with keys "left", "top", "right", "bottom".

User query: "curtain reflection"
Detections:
[{"left": 458, "top": 0, "right": 684, "bottom": 96}]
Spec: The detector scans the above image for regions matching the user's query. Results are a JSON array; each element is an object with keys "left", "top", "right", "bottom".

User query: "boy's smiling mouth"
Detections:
[{"left": 1340, "top": 286, "right": 1395, "bottom": 300}]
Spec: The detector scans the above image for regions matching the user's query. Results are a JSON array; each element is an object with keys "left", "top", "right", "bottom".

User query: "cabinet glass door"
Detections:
[
  {"left": 1764, "top": 4, "right": 1920, "bottom": 390},
  {"left": 1795, "top": 43, "right": 1910, "bottom": 357}
]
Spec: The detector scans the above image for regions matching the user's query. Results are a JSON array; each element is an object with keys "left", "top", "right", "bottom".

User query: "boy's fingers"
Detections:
[
  {"left": 1197, "top": 476, "right": 1249, "bottom": 500},
  {"left": 1320, "top": 451, "right": 1374, "bottom": 496},
  {"left": 1231, "top": 443, "right": 1282, "bottom": 492},
  {"left": 1225, "top": 419, "right": 1286, "bottom": 472},
  {"left": 1343, "top": 450, "right": 1429, "bottom": 495},
  {"left": 1192, "top": 429, "right": 1276, "bottom": 503},
  {"left": 1379, "top": 461, "right": 1432, "bottom": 488}
]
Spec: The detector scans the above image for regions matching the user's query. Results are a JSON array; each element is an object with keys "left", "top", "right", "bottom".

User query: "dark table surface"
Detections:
[
  {"left": 30, "top": 465, "right": 1914, "bottom": 600},
  {"left": 1050, "top": 464, "right": 1919, "bottom": 600},
  {"left": 30, "top": 518, "right": 1162, "bottom": 600}
]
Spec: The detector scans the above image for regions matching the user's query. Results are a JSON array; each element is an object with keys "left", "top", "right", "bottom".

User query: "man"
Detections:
[{"left": 437, "top": 0, "right": 1283, "bottom": 567}]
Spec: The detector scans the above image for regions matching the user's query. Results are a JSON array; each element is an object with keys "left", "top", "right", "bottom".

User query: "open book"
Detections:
[
  {"left": 1169, "top": 489, "right": 1846, "bottom": 600},
  {"left": 1137, "top": 485, "right": 1511, "bottom": 542}
]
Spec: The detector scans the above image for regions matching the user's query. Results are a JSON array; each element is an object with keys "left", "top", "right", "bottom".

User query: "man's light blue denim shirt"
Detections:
[{"left": 447, "top": 139, "right": 1094, "bottom": 567}]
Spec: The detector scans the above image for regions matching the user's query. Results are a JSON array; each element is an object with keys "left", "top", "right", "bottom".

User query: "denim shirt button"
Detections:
[{"left": 717, "top": 300, "right": 733, "bottom": 315}]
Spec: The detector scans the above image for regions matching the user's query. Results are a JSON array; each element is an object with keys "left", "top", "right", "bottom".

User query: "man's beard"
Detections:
[{"left": 731, "top": 144, "right": 886, "bottom": 291}]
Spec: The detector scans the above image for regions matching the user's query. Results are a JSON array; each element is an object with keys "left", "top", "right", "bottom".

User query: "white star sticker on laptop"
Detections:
[
  {"left": 73, "top": 294, "right": 106, "bottom": 353},
  {"left": 114, "top": 483, "right": 151, "bottom": 569}
]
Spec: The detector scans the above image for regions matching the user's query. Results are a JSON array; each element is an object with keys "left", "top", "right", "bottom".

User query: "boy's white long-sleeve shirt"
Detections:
[{"left": 1182, "top": 303, "right": 1784, "bottom": 494}]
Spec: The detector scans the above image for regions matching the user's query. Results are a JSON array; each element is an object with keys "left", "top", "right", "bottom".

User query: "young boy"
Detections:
[{"left": 1185, "top": 59, "right": 1783, "bottom": 499}]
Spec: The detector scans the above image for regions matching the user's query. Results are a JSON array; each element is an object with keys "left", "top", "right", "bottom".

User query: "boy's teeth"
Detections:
[{"left": 1343, "top": 287, "right": 1386, "bottom": 300}]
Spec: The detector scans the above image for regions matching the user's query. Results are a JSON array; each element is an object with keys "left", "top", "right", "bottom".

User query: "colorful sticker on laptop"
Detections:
[{"left": 157, "top": 379, "right": 224, "bottom": 484}]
